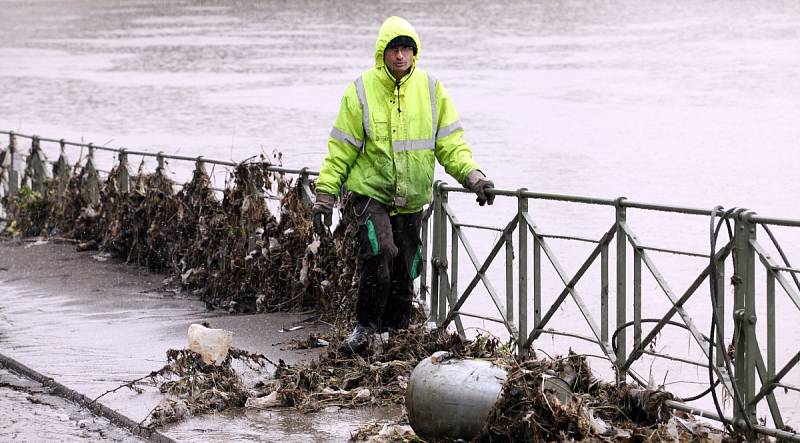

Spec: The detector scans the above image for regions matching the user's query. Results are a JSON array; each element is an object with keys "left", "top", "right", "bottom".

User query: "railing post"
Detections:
[
  {"left": 715, "top": 245, "right": 726, "bottom": 368},
  {"left": 767, "top": 267, "right": 775, "bottom": 380},
  {"left": 54, "top": 139, "right": 71, "bottom": 196},
  {"left": 504, "top": 224, "right": 513, "bottom": 323},
  {"left": 7, "top": 131, "right": 18, "bottom": 198},
  {"left": 19, "top": 136, "right": 30, "bottom": 191},
  {"left": 85, "top": 143, "right": 99, "bottom": 205},
  {"left": 633, "top": 245, "right": 642, "bottom": 350},
  {"left": 429, "top": 181, "right": 442, "bottom": 324},
  {"left": 192, "top": 156, "right": 207, "bottom": 190},
  {"left": 517, "top": 188, "right": 529, "bottom": 359},
  {"left": 437, "top": 186, "right": 449, "bottom": 322},
  {"left": 420, "top": 211, "right": 429, "bottom": 305},
  {"left": 27, "top": 135, "right": 47, "bottom": 193},
  {"left": 533, "top": 220, "right": 541, "bottom": 329},
  {"left": 117, "top": 150, "right": 130, "bottom": 194},
  {"left": 451, "top": 211, "right": 459, "bottom": 320},
  {"left": 601, "top": 233, "right": 609, "bottom": 344},
  {"left": 298, "top": 167, "right": 313, "bottom": 207},
  {"left": 615, "top": 197, "right": 627, "bottom": 384},
  {"left": 246, "top": 164, "right": 259, "bottom": 252},
  {"left": 155, "top": 151, "right": 166, "bottom": 177},
  {"left": 733, "top": 211, "right": 758, "bottom": 430}
]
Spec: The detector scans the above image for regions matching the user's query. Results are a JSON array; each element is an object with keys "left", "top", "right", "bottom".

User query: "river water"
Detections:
[{"left": 2, "top": 0, "right": 800, "bottom": 432}]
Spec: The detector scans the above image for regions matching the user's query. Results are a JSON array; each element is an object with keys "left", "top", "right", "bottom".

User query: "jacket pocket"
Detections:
[
  {"left": 410, "top": 245, "right": 422, "bottom": 280},
  {"left": 357, "top": 217, "right": 381, "bottom": 260},
  {"left": 374, "top": 120, "right": 390, "bottom": 143}
]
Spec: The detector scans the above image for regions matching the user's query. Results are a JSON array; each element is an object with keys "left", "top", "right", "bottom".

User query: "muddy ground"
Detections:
[{"left": 0, "top": 238, "right": 400, "bottom": 442}]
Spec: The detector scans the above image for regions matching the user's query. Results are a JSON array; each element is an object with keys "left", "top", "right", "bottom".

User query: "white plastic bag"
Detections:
[
  {"left": 187, "top": 323, "right": 234, "bottom": 365},
  {"left": 244, "top": 391, "right": 284, "bottom": 409}
]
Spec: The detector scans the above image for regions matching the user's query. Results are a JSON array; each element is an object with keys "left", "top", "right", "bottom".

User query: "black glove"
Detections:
[
  {"left": 311, "top": 193, "right": 334, "bottom": 235},
  {"left": 465, "top": 170, "right": 495, "bottom": 206}
]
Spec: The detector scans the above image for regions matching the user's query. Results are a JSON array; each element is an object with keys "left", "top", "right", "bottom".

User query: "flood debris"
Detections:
[
  {"left": 76, "top": 239, "right": 98, "bottom": 251},
  {"left": 186, "top": 323, "right": 234, "bottom": 365},
  {"left": 271, "top": 326, "right": 500, "bottom": 413},
  {"left": 244, "top": 390, "right": 284, "bottom": 409},
  {"left": 287, "top": 333, "right": 329, "bottom": 350},
  {"left": 104, "top": 347, "right": 276, "bottom": 429},
  {"left": 2, "top": 150, "right": 735, "bottom": 441},
  {"left": 476, "top": 351, "right": 729, "bottom": 442},
  {"left": 280, "top": 325, "right": 305, "bottom": 332},
  {"left": 340, "top": 346, "right": 730, "bottom": 442},
  {"left": 103, "top": 326, "right": 498, "bottom": 430},
  {"left": 3, "top": 186, "right": 49, "bottom": 237},
  {"left": 350, "top": 418, "right": 415, "bottom": 442},
  {"left": 150, "top": 348, "right": 265, "bottom": 427},
  {"left": 2, "top": 154, "right": 361, "bottom": 323}
]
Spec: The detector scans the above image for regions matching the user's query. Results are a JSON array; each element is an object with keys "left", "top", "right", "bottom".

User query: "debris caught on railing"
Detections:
[
  {"left": 474, "top": 351, "right": 729, "bottom": 442},
  {"left": 0, "top": 138, "right": 736, "bottom": 441},
  {"left": 1, "top": 151, "right": 361, "bottom": 323}
]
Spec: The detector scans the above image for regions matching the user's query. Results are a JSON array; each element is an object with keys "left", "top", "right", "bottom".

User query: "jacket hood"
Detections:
[{"left": 374, "top": 16, "right": 421, "bottom": 68}]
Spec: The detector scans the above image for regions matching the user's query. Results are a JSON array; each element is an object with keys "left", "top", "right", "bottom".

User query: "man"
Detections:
[{"left": 312, "top": 16, "right": 494, "bottom": 354}]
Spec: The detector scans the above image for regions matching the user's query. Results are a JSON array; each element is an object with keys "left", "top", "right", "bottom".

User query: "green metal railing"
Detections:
[
  {"left": 424, "top": 181, "right": 800, "bottom": 440},
  {"left": 0, "top": 131, "right": 319, "bottom": 217},
  {"left": 1, "top": 130, "right": 799, "bottom": 440}
]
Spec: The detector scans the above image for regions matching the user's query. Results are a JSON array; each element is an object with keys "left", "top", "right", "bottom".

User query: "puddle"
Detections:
[{"left": 166, "top": 405, "right": 402, "bottom": 442}]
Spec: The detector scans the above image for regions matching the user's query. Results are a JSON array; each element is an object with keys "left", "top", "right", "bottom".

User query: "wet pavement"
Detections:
[
  {"left": 0, "top": 239, "right": 401, "bottom": 442},
  {"left": 0, "top": 367, "right": 144, "bottom": 442}
]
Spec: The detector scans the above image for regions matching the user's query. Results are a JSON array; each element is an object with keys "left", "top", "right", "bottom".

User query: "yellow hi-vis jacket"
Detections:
[{"left": 316, "top": 16, "right": 481, "bottom": 214}]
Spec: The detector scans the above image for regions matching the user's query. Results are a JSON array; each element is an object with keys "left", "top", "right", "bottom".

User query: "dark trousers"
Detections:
[{"left": 353, "top": 195, "right": 422, "bottom": 331}]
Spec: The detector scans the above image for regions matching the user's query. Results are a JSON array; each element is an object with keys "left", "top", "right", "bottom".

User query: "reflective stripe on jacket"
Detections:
[{"left": 316, "top": 16, "right": 480, "bottom": 214}]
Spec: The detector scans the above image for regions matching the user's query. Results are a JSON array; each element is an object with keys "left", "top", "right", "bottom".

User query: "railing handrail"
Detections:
[
  {"left": 436, "top": 184, "right": 800, "bottom": 226},
  {"left": 0, "top": 130, "right": 320, "bottom": 176},
  {"left": 4, "top": 129, "right": 799, "bottom": 226}
]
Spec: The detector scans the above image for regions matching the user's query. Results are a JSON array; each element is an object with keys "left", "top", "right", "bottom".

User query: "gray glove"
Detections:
[
  {"left": 312, "top": 193, "right": 335, "bottom": 235},
  {"left": 465, "top": 170, "right": 495, "bottom": 206}
]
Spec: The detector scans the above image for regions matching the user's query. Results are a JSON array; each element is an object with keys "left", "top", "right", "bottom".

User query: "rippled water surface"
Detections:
[
  {"left": 2, "top": 0, "right": 800, "bottom": 432},
  {"left": 1, "top": 0, "right": 798, "bottom": 210}
]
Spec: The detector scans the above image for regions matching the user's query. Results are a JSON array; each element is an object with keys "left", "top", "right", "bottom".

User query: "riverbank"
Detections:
[{"left": 0, "top": 238, "right": 401, "bottom": 442}]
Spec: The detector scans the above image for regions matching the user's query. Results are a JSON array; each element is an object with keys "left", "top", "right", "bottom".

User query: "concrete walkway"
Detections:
[{"left": 0, "top": 239, "right": 399, "bottom": 442}]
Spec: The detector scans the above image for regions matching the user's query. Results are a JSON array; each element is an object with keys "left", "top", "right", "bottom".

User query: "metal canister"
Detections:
[{"left": 406, "top": 351, "right": 508, "bottom": 441}]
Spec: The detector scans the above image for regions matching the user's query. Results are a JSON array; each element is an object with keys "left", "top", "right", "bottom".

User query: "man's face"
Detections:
[{"left": 384, "top": 45, "right": 414, "bottom": 80}]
